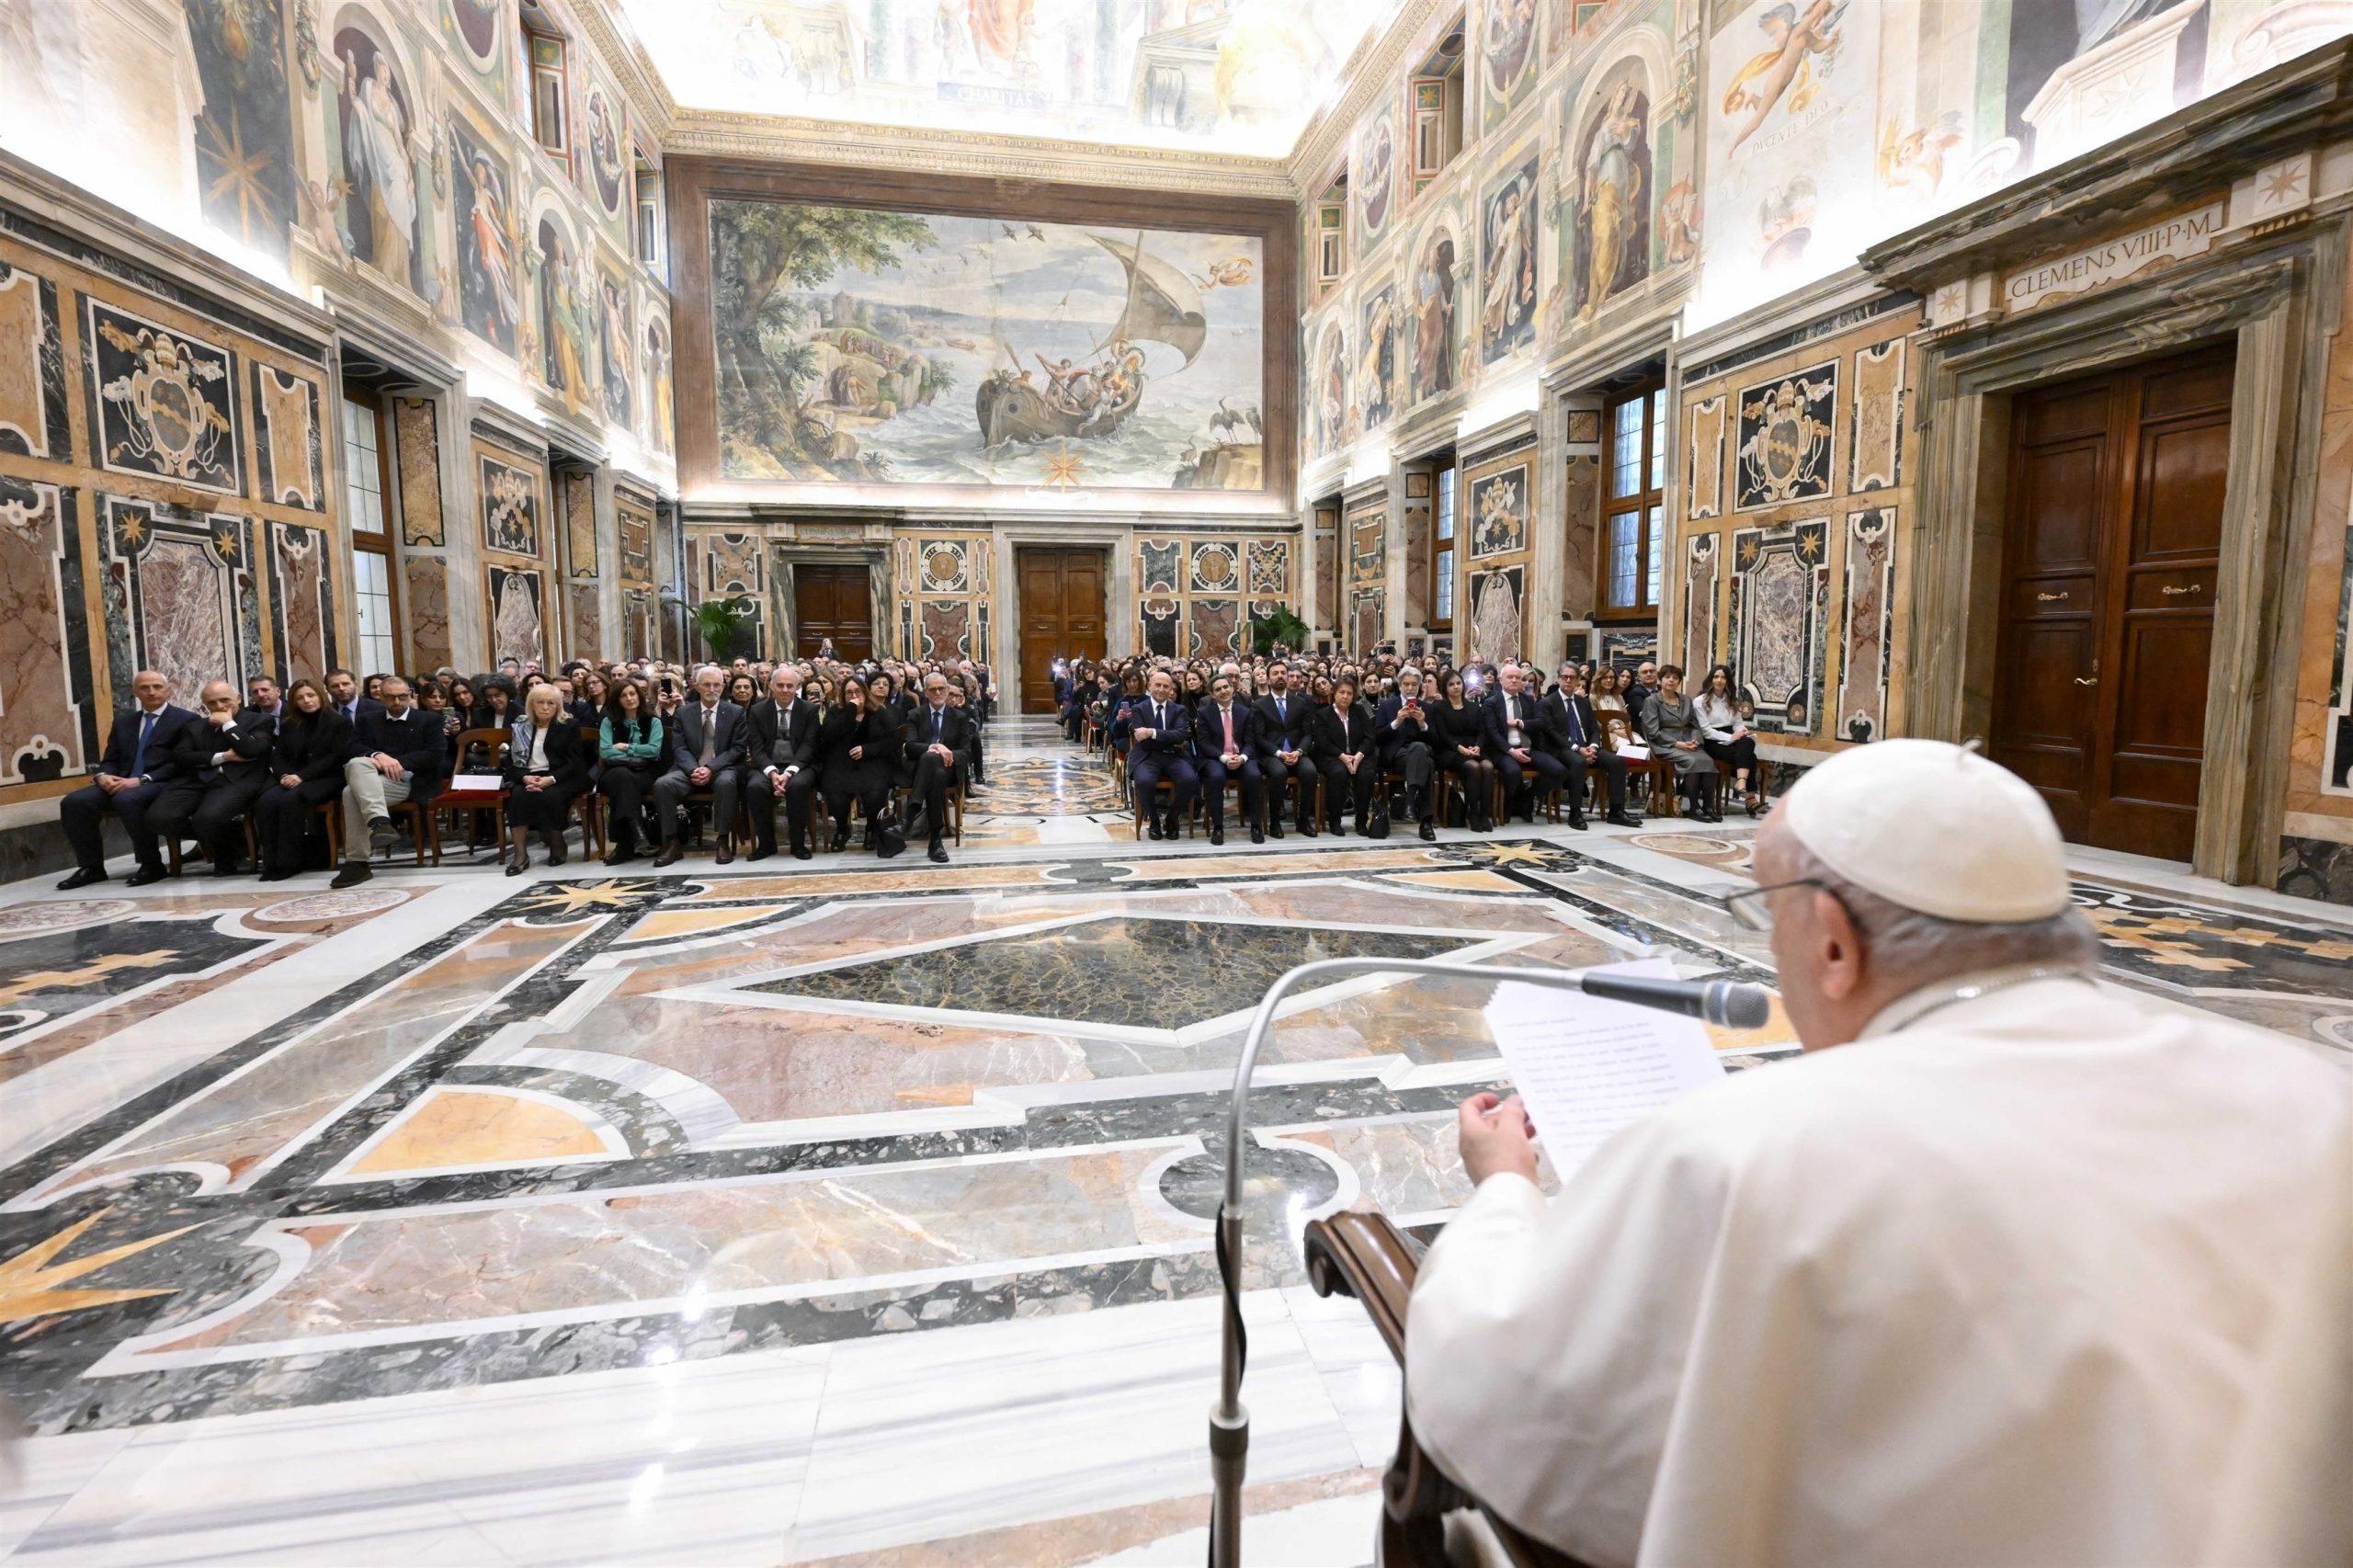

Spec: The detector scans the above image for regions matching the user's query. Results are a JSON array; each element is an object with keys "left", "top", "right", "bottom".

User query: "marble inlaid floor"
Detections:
[{"left": 0, "top": 720, "right": 2347, "bottom": 1565}]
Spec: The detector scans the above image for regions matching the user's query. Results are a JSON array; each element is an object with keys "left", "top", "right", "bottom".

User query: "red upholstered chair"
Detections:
[{"left": 425, "top": 728, "right": 509, "bottom": 865}]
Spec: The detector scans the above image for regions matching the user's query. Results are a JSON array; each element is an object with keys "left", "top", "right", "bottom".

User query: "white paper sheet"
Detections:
[
  {"left": 1482, "top": 959, "right": 1727, "bottom": 1178},
  {"left": 449, "top": 772, "right": 505, "bottom": 792}
]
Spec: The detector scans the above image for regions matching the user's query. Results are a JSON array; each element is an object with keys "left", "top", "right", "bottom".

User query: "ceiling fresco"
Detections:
[{"left": 618, "top": 0, "right": 1400, "bottom": 155}]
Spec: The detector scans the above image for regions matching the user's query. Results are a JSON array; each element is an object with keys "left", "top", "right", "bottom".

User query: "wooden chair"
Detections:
[
  {"left": 242, "top": 800, "right": 343, "bottom": 871},
  {"left": 423, "top": 728, "right": 511, "bottom": 864},
  {"left": 1303, "top": 1211, "right": 1593, "bottom": 1568},
  {"left": 1131, "top": 778, "right": 1194, "bottom": 839}
]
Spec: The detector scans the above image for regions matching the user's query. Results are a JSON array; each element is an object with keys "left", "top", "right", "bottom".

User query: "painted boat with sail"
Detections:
[{"left": 975, "top": 232, "right": 1207, "bottom": 448}]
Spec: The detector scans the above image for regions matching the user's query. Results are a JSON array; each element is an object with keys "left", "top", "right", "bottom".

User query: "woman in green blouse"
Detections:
[{"left": 597, "top": 676, "right": 664, "bottom": 864}]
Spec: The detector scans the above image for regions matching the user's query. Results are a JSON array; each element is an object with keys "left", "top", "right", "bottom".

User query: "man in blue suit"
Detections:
[
  {"left": 1483, "top": 662, "right": 1566, "bottom": 824},
  {"left": 1193, "top": 673, "right": 1262, "bottom": 846},
  {"left": 1250, "top": 663, "right": 1315, "bottom": 838},
  {"left": 57, "top": 668, "right": 200, "bottom": 888},
  {"left": 1128, "top": 668, "right": 1199, "bottom": 841}
]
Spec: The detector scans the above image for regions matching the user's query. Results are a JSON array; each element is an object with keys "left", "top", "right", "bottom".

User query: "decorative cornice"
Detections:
[
  {"left": 571, "top": 0, "right": 680, "bottom": 147},
  {"left": 660, "top": 109, "right": 1297, "bottom": 200},
  {"left": 1861, "top": 40, "right": 2353, "bottom": 290},
  {"left": 1287, "top": 0, "right": 1451, "bottom": 200}
]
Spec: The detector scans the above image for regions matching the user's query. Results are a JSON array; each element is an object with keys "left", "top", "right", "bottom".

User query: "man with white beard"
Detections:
[{"left": 1406, "top": 739, "right": 2353, "bottom": 1565}]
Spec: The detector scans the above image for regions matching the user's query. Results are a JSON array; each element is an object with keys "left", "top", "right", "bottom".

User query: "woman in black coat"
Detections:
[
  {"left": 1308, "top": 676, "right": 1380, "bottom": 835},
  {"left": 503, "top": 685, "right": 592, "bottom": 874},
  {"left": 253, "top": 678, "right": 353, "bottom": 881},
  {"left": 817, "top": 673, "right": 899, "bottom": 853},
  {"left": 1428, "top": 669, "right": 1495, "bottom": 832}
]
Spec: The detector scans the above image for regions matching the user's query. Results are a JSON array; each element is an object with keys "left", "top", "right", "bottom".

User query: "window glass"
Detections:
[
  {"left": 352, "top": 548, "right": 395, "bottom": 676},
  {"left": 1610, "top": 396, "right": 1643, "bottom": 497},
  {"left": 341, "top": 395, "right": 385, "bottom": 538},
  {"left": 1608, "top": 512, "right": 1639, "bottom": 609},
  {"left": 1644, "top": 504, "right": 1665, "bottom": 604}
]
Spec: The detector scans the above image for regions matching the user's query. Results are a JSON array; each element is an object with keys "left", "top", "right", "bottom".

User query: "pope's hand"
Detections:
[{"left": 1457, "top": 1092, "right": 1539, "bottom": 1186}]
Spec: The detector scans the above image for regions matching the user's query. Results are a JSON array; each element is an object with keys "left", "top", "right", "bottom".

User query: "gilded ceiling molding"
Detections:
[
  {"left": 1287, "top": 0, "right": 1452, "bottom": 198},
  {"left": 572, "top": 0, "right": 680, "bottom": 144},
  {"left": 663, "top": 112, "right": 1297, "bottom": 200}
]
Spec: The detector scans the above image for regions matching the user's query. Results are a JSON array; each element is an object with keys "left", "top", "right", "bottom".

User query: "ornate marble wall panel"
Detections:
[
  {"left": 1403, "top": 471, "right": 1432, "bottom": 628},
  {"left": 1685, "top": 395, "right": 1725, "bottom": 521},
  {"left": 404, "top": 553, "right": 453, "bottom": 672},
  {"left": 1848, "top": 338, "right": 1905, "bottom": 493},
  {"left": 1314, "top": 507, "right": 1340, "bottom": 635},
  {"left": 616, "top": 488, "right": 656, "bottom": 591},
  {"left": 85, "top": 298, "right": 243, "bottom": 496},
  {"left": 1562, "top": 451, "right": 1599, "bottom": 617},
  {"left": 1188, "top": 597, "right": 1240, "bottom": 658},
  {"left": 1464, "top": 565, "right": 1525, "bottom": 665},
  {"left": 1141, "top": 596, "right": 1179, "bottom": 658},
  {"left": 0, "top": 258, "right": 69, "bottom": 460},
  {"left": 1127, "top": 532, "right": 1289, "bottom": 657},
  {"left": 1462, "top": 442, "right": 1535, "bottom": 665},
  {"left": 705, "top": 532, "right": 760, "bottom": 594},
  {"left": 888, "top": 528, "right": 989, "bottom": 660},
  {"left": 1246, "top": 539, "right": 1290, "bottom": 597},
  {"left": 921, "top": 598, "right": 972, "bottom": 659},
  {"left": 1351, "top": 587, "right": 1384, "bottom": 656},
  {"left": 568, "top": 582, "right": 602, "bottom": 658},
  {"left": 251, "top": 364, "right": 324, "bottom": 510},
  {"left": 1733, "top": 360, "right": 1837, "bottom": 514},
  {"left": 562, "top": 470, "right": 597, "bottom": 580},
  {"left": 485, "top": 564, "right": 546, "bottom": 668},
  {"left": 478, "top": 451, "right": 543, "bottom": 558},
  {"left": 1834, "top": 506, "right": 1896, "bottom": 743},
  {"left": 0, "top": 477, "right": 93, "bottom": 782},
  {"left": 268, "top": 519, "right": 334, "bottom": 684},
  {"left": 1683, "top": 532, "right": 1720, "bottom": 676},
  {"left": 102, "top": 495, "right": 257, "bottom": 704},
  {"left": 1729, "top": 517, "right": 1831, "bottom": 735},
  {"left": 392, "top": 397, "right": 445, "bottom": 547}
]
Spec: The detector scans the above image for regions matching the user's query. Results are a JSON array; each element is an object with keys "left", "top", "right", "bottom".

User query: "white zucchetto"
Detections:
[{"left": 1780, "top": 738, "right": 2071, "bottom": 922}]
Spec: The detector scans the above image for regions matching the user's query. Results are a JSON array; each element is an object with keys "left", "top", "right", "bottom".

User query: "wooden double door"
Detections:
[
  {"left": 1991, "top": 347, "right": 2234, "bottom": 862},
  {"left": 1016, "top": 547, "right": 1107, "bottom": 712},
  {"left": 793, "top": 564, "right": 872, "bottom": 660}
]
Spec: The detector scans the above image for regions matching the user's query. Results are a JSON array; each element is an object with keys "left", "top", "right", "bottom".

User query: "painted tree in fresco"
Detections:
[{"left": 710, "top": 201, "right": 936, "bottom": 479}]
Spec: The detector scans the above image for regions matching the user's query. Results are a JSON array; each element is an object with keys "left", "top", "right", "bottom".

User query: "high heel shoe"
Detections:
[{"left": 506, "top": 858, "right": 525, "bottom": 877}]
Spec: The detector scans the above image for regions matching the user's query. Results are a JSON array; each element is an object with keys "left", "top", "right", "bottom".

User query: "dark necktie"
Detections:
[
  {"left": 1567, "top": 700, "right": 1584, "bottom": 745},
  {"left": 131, "top": 710, "right": 155, "bottom": 776},
  {"left": 933, "top": 708, "right": 943, "bottom": 741}
]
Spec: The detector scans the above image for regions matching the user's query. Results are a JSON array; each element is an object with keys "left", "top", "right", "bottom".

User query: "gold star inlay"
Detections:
[
  {"left": 515, "top": 880, "right": 654, "bottom": 915},
  {"left": 197, "top": 107, "right": 275, "bottom": 245},
  {"left": 214, "top": 527, "right": 241, "bottom": 557},
  {"left": 117, "top": 515, "right": 149, "bottom": 548},
  {"left": 0, "top": 950, "right": 179, "bottom": 1007},
  {"left": 2260, "top": 163, "right": 2306, "bottom": 206},
  {"left": 1042, "top": 446, "right": 1085, "bottom": 490},
  {"left": 1471, "top": 843, "right": 1561, "bottom": 868},
  {"left": 0, "top": 1208, "right": 195, "bottom": 1324}
]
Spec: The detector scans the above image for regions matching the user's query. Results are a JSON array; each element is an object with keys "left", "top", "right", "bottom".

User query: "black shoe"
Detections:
[
  {"left": 1146, "top": 818, "right": 1165, "bottom": 841},
  {"left": 604, "top": 847, "right": 638, "bottom": 867},
  {"left": 124, "top": 865, "right": 167, "bottom": 888},
  {"left": 747, "top": 846, "right": 775, "bottom": 863},
  {"left": 1567, "top": 812, "right": 1588, "bottom": 831},
  {"left": 506, "top": 860, "right": 525, "bottom": 877},
  {"left": 791, "top": 844, "right": 813, "bottom": 861},
  {"left": 1300, "top": 824, "right": 1317, "bottom": 838},
  {"left": 1210, "top": 826, "right": 1224, "bottom": 846},
  {"left": 548, "top": 843, "right": 565, "bottom": 867},
  {"left": 1250, "top": 825, "right": 1265, "bottom": 844},
  {"left": 1418, "top": 819, "right": 1436, "bottom": 842},
  {"left": 653, "top": 844, "right": 682, "bottom": 868},
  {"left": 259, "top": 869, "right": 297, "bottom": 882},
  {"left": 1606, "top": 810, "right": 1642, "bottom": 828},
  {"left": 1267, "top": 821, "right": 1283, "bottom": 839},
  {"left": 832, "top": 829, "right": 851, "bottom": 853},
  {"left": 926, "top": 840, "right": 949, "bottom": 863},
  {"left": 331, "top": 861, "right": 373, "bottom": 889},
  {"left": 57, "top": 867, "right": 107, "bottom": 891},
  {"left": 716, "top": 847, "right": 735, "bottom": 866},
  {"left": 368, "top": 816, "right": 396, "bottom": 852}
]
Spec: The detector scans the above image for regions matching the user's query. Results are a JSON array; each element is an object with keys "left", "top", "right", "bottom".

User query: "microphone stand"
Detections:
[{"left": 1207, "top": 959, "right": 1643, "bottom": 1568}]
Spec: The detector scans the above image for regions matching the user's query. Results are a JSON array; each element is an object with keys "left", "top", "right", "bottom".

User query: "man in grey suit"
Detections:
[{"left": 653, "top": 665, "right": 750, "bottom": 867}]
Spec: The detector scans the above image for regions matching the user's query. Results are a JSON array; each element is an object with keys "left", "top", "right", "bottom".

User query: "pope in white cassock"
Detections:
[{"left": 1405, "top": 739, "right": 2353, "bottom": 1566}]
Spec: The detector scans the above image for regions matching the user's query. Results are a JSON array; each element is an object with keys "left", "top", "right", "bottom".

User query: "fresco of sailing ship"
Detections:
[{"left": 710, "top": 196, "right": 1267, "bottom": 492}]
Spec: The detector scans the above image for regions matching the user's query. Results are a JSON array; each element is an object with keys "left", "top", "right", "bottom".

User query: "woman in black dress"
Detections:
[
  {"left": 253, "top": 679, "right": 351, "bottom": 881},
  {"left": 1308, "top": 676, "right": 1379, "bottom": 835},
  {"left": 1429, "top": 669, "right": 1495, "bottom": 832},
  {"left": 818, "top": 673, "right": 897, "bottom": 854},
  {"left": 503, "top": 684, "right": 591, "bottom": 873}
]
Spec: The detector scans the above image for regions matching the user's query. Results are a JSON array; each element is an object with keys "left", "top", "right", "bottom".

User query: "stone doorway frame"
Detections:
[{"left": 993, "top": 527, "right": 1131, "bottom": 712}]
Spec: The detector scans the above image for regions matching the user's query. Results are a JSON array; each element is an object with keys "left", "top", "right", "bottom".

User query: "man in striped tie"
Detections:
[{"left": 1194, "top": 673, "right": 1262, "bottom": 846}]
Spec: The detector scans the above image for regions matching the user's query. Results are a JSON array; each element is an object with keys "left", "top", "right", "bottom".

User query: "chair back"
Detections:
[{"left": 440, "top": 728, "right": 512, "bottom": 802}]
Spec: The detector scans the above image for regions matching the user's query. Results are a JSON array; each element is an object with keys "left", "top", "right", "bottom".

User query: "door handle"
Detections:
[
  {"left": 2036, "top": 591, "right": 2069, "bottom": 602},
  {"left": 2075, "top": 676, "right": 2098, "bottom": 687},
  {"left": 2160, "top": 584, "right": 2203, "bottom": 597}
]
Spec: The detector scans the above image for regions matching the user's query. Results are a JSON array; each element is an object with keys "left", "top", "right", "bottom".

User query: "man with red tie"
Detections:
[{"left": 1193, "top": 673, "right": 1262, "bottom": 846}]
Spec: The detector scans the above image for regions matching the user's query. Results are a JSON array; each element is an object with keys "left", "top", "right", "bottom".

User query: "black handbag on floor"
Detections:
[
  {"left": 1364, "top": 793, "right": 1392, "bottom": 838},
  {"left": 872, "top": 804, "right": 908, "bottom": 858}
]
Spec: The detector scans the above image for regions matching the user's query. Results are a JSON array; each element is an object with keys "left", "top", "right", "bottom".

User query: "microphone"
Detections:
[{"left": 1578, "top": 971, "right": 1773, "bottom": 1029}]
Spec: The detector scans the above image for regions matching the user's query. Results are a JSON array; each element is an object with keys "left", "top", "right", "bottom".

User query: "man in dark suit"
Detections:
[
  {"left": 1622, "top": 659, "right": 1663, "bottom": 733},
  {"left": 1193, "top": 673, "right": 1261, "bottom": 846},
  {"left": 905, "top": 671, "right": 974, "bottom": 863},
  {"left": 57, "top": 668, "right": 200, "bottom": 888},
  {"left": 1375, "top": 666, "right": 1439, "bottom": 840},
  {"left": 745, "top": 665, "right": 819, "bottom": 861},
  {"left": 1541, "top": 663, "right": 1640, "bottom": 830},
  {"left": 323, "top": 667, "right": 381, "bottom": 731},
  {"left": 1127, "top": 668, "right": 1199, "bottom": 842},
  {"left": 654, "top": 665, "right": 750, "bottom": 868},
  {"left": 330, "top": 677, "right": 447, "bottom": 888},
  {"left": 244, "top": 675, "right": 283, "bottom": 722},
  {"left": 1483, "top": 663, "right": 1566, "bottom": 824},
  {"left": 1250, "top": 663, "right": 1315, "bottom": 838},
  {"left": 150, "top": 678, "right": 278, "bottom": 875}
]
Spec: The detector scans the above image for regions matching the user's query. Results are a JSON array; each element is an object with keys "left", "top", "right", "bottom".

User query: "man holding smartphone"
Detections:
[{"left": 1376, "top": 665, "right": 1438, "bottom": 839}]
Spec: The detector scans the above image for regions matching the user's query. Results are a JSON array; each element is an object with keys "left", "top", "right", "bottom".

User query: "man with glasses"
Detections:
[
  {"left": 1407, "top": 739, "right": 2353, "bottom": 1565},
  {"left": 331, "top": 677, "right": 444, "bottom": 888},
  {"left": 906, "top": 671, "right": 972, "bottom": 863}
]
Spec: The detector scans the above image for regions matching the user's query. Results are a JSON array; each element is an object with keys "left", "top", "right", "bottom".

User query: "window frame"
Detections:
[
  {"left": 1430, "top": 460, "right": 1459, "bottom": 631},
  {"left": 526, "top": 27, "right": 569, "bottom": 165},
  {"left": 1597, "top": 379, "right": 1666, "bottom": 620},
  {"left": 340, "top": 387, "right": 404, "bottom": 677}
]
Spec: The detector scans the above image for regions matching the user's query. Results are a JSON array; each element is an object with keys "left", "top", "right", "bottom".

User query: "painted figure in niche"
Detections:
[
  {"left": 335, "top": 30, "right": 421, "bottom": 293},
  {"left": 1661, "top": 178, "right": 1700, "bottom": 265},
  {"left": 1318, "top": 330, "right": 1347, "bottom": 453},
  {"left": 646, "top": 322, "right": 674, "bottom": 453},
  {"left": 1575, "top": 78, "right": 1651, "bottom": 321},
  {"left": 1415, "top": 233, "right": 1458, "bottom": 400},
  {"left": 1721, "top": 0, "right": 1847, "bottom": 153},
  {"left": 1360, "top": 291, "right": 1395, "bottom": 429},
  {"left": 450, "top": 0, "right": 502, "bottom": 61},
  {"left": 1482, "top": 166, "right": 1538, "bottom": 359},
  {"left": 965, "top": 0, "right": 1038, "bottom": 74},
  {"left": 585, "top": 89, "right": 627, "bottom": 215},
  {"left": 1483, "top": 0, "right": 1539, "bottom": 105},
  {"left": 1360, "top": 116, "right": 1394, "bottom": 233},
  {"left": 600, "top": 276, "right": 633, "bottom": 426},
  {"left": 454, "top": 142, "right": 519, "bottom": 350},
  {"left": 537, "top": 221, "right": 591, "bottom": 409}
]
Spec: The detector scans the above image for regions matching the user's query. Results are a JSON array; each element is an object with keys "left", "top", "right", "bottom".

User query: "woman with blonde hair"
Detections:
[{"left": 504, "top": 683, "right": 591, "bottom": 874}]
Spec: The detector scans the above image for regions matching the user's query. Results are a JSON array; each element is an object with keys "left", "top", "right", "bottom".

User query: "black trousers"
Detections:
[
  {"left": 1496, "top": 750, "right": 1567, "bottom": 817},
  {"left": 61, "top": 778, "right": 172, "bottom": 872},
  {"left": 1197, "top": 756, "right": 1261, "bottom": 829},
  {"left": 1257, "top": 753, "right": 1318, "bottom": 828},
  {"left": 153, "top": 770, "right": 271, "bottom": 869},
  {"left": 1130, "top": 752, "right": 1199, "bottom": 825},
  {"left": 1388, "top": 741, "right": 1434, "bottom": 815},
  {"left": 1560, "top": 747, "right": 1630, "bottom": 812},
  {"left": 599, "top": 762, "right": 658, "bottom": 851},
  {"left": 1312, "top": 752, "right": 1376, "bottom": 827},
  {"left": 254, "top": 776, "right": 344, "bottom": 871},
  {"left": 822, "top": 776, "right": 891, "bottom": 842},
  {"left": 745, "top": 767, "right": 817, "bottom": 851},
  {"left": 509, "top": 778, "right": 583, "bottom": 833},
  {"left": 910, "top": 751, "right": 961, "bottom": 844},
  {"left": 1703, "top": 735, "right": 1760, "bottom": 778}
]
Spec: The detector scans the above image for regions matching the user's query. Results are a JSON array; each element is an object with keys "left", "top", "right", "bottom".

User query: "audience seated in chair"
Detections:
[
  {"left": 904, "top": 672, "right": 972, "bottom": 864},
  {"left": 56, "top": 668, "right": 200, "bottom": 890},
  {"left": 1483, "top": 664, "right": 1564, "bottom": 827},
  {"left": 1309, "top": 676, "right": 1378, "bottom": 835},
  {"left": 1194, "top": 674, "right": 1262, "bottom": 846},
  {"left": 331, "top": 676, "right": 446, "bottom": 889},
  {"left": 597, "top": 676, "right": 664, "bottom": 866},
  {"left": 503, "top": 683, "right": 591, "bottom": 876},
  {"left": 1540, "top": 664, "right": 1640, "bottom": 831},
  {"left": 254, "top": 678, "right": 350, "bottom": 882},
  {"left": 653, "top": 665, "right": 750, "bottom": 868},
  {"left": 745, "top": 665, "right": 820, "bottom": 862},
  {"left": 819, "top": 673, "right": 900, "bottom": 858},
  {"left": 145, "top": 677, "right": 277, "bottom": 879},
  {"left": 1374, "top": 666, "right": 1438, "bottom": 841},
  {"left": 1250, "top": 664, "right": 1314, "bottom": 838},
  {"left": 1126, "top": 669, "right": 1199, "bottom": 843}
]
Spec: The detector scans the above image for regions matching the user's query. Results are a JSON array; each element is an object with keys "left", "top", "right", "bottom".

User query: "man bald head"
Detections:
[
  {"left": 131, "top": 670, "right": 171, "bottom": 712},
  {"left": 1745, "top": 742, "right": 2096, "bottom": 1051}
]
